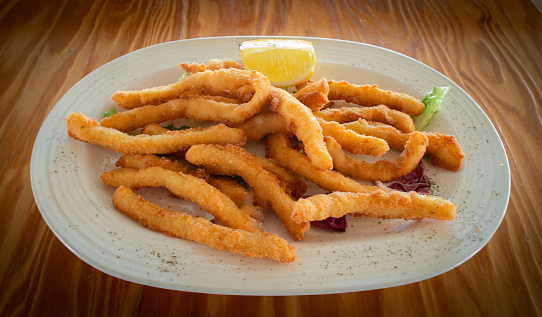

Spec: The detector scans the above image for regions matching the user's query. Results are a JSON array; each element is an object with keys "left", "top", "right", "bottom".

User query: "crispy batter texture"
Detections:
[
  {"left": 180, "top": 58, "right": 245, "bottom": 73},
  {"left": 251, "top": 155, "right": 308, "bottom": 199},
  {"left": 101, "top": 167, "right": 262, "bottom": 233},
  {"left": 317, "top": 118, "right": 389, "bottom": 156},
  {"left": 116, "top": 153, "right": 198, "bottom": 174},
  {"left": 139, "top": 123, "right": 187, "bottom": 159},
  {"left": 140, "top": 123, "right": 175, "bottom": 135},
  {"left": 233, "top": 111, "right": 289, "bottom": 142},
  {"left": 113, "top": 186, "right": 296, "bottom": 262},
  {"left": 328, "top": 81, "right": 425, "bottom": 116},
  {"left": 186, "top": 94, "right": 241, "bottom": 104},
  {"left": 291, "top": 190, "right": 456, "bottom": 223},
  {"left": 325, "top": 132, "right": 429, "bottom": 182},
  {"left": 66, "top": 113, "right": 246, "bottom": 154},
  {"left": 135, "top": 124, "right": 306, "bottom": 200},
  {"left": 112, "top": 68, "right": 271, "bottom": 111},
  {"left": 314, "top": 105, "right": 415, "bottom": 133},
  {"left": 235, "top": 112, "right": 388, "bottom": 156},
  {"left": 185, "top": 144, "right": 310, "bottom": 241},
  {"left": 103, "top": 95, "right": 265, "bottom": 130},
  {"left": 343, "top": 119, "right": 464, "bottom": 171},
  {"left": 265, "top": 133, "right": 377, "bottom": 193},
  {"left": 115, "top": 154, "right": 249, "bottom": 207},
  {"left": 292, "top": 78, "right": 330, "bottom": 111},
  {"left": 100, "top": 101, "right": 189, "bottom": 132},
  {"left": 268, "top": 86, "right": 333, "bottom": 170},
  {"left": 105, "top": 71, "right": 272, "bottom": 128}
]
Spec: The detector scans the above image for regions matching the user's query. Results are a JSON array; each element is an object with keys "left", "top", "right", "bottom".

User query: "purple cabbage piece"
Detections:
[
  {"left": 375, "top": 160, "right": 431, "bottom": 194},
  {"left": 311, "top": 216, "right": 347, "bottom": 232}
]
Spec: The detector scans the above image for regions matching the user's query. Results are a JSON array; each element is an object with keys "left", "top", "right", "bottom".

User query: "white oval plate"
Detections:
[{"left": 31, "top": 36, "right": 510, "bottom": 295}]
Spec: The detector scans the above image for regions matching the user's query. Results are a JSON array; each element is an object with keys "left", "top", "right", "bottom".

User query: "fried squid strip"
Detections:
[
  {"left": 325, "top": 132, "right": 429, "bottom": 182},
  {"left": 140, "top": 123, "right": 176, "bottom": 135},
  {"left": 268, "top": 87, "right": 333, "bottom": 170},
  {"left": 185, "top": 144, "right": 310, "bottom": 241},
  {"left": 66, "top": 113, "right": 246, "bottom": 154},
  {"left": 139, "top": 123, "right": 188, "bottom": 159},
  {"left": 265, "top": 133, "right": 377, "bottom": 194},
  {"left": 112, "top": 68, "right": 271, "bottom": 110},
  {"left": 317, "top": 118, "right": 389, "bottom": 156},
  {"left": 314, "top": 105, "right": 415, "bottom": 133},
  {"left": 327, "top": 81, "right": 425, "bottom": 116},
  {"left": 292, "top": 78, "right": 330, "bottom": 111},
  {"left": 100, "top": 101, "right": 190, "bottom": 132},
  {"left": 101, "top": 167, "right": 262, "bottom": 233},
  {"left": 137, "top": 124, "right": 306, "bottom": 199},
  {"left": 113, "top": 186, "right": 296, "bottom": 262},
  {"left": 105, "top": 96, "right": 263, "bottom": 130},
  {"left": 180, "top": 58, "right": 245, "bottom": 73},
  {"left": 233, "top": 111, "right": 289, "bottom": 142},
  {"left": 251, "top": 155, "right": 308, "bottom": 199},
  {"left": 234, "top": 112, "right": 388, "bottom": 156},
  {"left": 105, "top": 76, "right": 269, "bottom": 130},
  {"left": 102, "top": 95, "right": 261, "bottom": 131},
  {"left": 186, "top": 94, "right": 241, "bottom": 104},
  {"left": 291, "top": 191, "right": 456, "bottom": 223},
  {"left": 115, "top": 154, "right": 249, "bottom": 207},
  {"left": 343, "top": 119, "right": 464, "bottom": 171},
  {"left": 116, "top": 153, "right": 200, "bottom": 175}
]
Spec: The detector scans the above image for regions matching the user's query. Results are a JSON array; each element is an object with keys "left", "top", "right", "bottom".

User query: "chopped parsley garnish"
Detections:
[
  {"left": 224, "top": 175, "right": 249, "bottom": 189},
  {"left": 103, "top": 108, "right": 117, "bottom": 118},
  {"left": 179, "top": 72, "right": 191, "bottom": 81},
  {"left": 164, "top": 124, "right": 191, "bottom": 131}
]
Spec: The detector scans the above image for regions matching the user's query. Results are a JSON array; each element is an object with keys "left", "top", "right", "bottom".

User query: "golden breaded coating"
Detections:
[
  {"left": 139, "top": 123, "right": 188, "bottom": 159},
  {"left": 265, "top": 133, "right": 378, "bottom": 193},
  {"left": 251, "top": 155, "right": 308, "bottom": 199},
  {"left": 233, "top": 111, "right": 289, "bottom": 142},
  {"left": 180, "top": 58, "right": 245, "bottom": 73},
  {"left": 235, "top": 112, "right": 389, "bottom": 156},
  {"left": 102, "top": 94, "right": 265, "bottom": 131},
  {"left": 140, "top": 123, "right": 174, "bottom": 135},
  {"left": 325, "top": 132, "right": 429, "bottom": 182},
  {"left": 113, "top": 186, "right": 296, "bottom": 263},
  {"left": 185, "top": 144, "right": 310, "bottom": 241},
  {"left": 66, "top": 113, "right": 246, "bottom": 154},
  {"left": 100, "top": 102, "right": 189, "bottom": 132},
  {"left": 292, "top": 78, "right": 330, "bottom": 111},
  {"left": 116, "top": 153, "right": 195, "bottom": 174},
  {"left": 291, "top": 190, "right": 456, "bottom": 223},
  {"left": 343, "top": 119, "right": 464, "bottom": 171},
  {"left": 101, "top": 167, "right": 262, "bottom": 233},
  {"left": 115, "top": 154, "right": 249, "bottom": 207},
  {"left": 112, "top": 68, "right": 271, "bottom": 110},
  {"left": 317, "top": 118, "right": 389, "bottom": 156},
  {"left": 314, "top": 104, "right": 415, "bottom": 133},
  {"left": 268, "top": 87, "right": 333, "bottom": 170},
  {"left": 328, "top": 81, "right": 425, "bottom": 116}
]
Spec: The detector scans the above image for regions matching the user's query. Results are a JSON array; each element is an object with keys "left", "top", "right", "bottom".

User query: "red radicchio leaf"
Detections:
[
  {"left": 311, "top": 216, "right": 347, "bottom": 232},
  {"left": 375, "top": 160, "right": 431, "bottom": 194},
  {"left": 302, "top": 193, "right": 348, "bottom": 232}
]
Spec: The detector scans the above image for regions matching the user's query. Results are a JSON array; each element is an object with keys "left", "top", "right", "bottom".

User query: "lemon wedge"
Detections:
[{"left": 240, "top": 39, "right": 316, "bottom": 87}]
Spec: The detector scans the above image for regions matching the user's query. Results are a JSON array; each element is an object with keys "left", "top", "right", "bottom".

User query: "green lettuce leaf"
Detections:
[{"left": 414, "top": 86, "right": 450, "bottom": 131}]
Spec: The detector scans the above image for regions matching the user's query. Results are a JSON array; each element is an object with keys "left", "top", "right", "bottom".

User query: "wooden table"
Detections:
[{"left": 1, "top": 0, "right": 541, "bottom": 315}]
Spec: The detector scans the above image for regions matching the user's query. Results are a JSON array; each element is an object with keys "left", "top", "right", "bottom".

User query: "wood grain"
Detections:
[{"left": 1, "top": 0, "right": 541, "bottom": 316}]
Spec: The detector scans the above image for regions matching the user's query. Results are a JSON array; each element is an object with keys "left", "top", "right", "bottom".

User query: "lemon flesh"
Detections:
[{"left": 240, "top": 39, "right": 316, "bottom": 87}]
